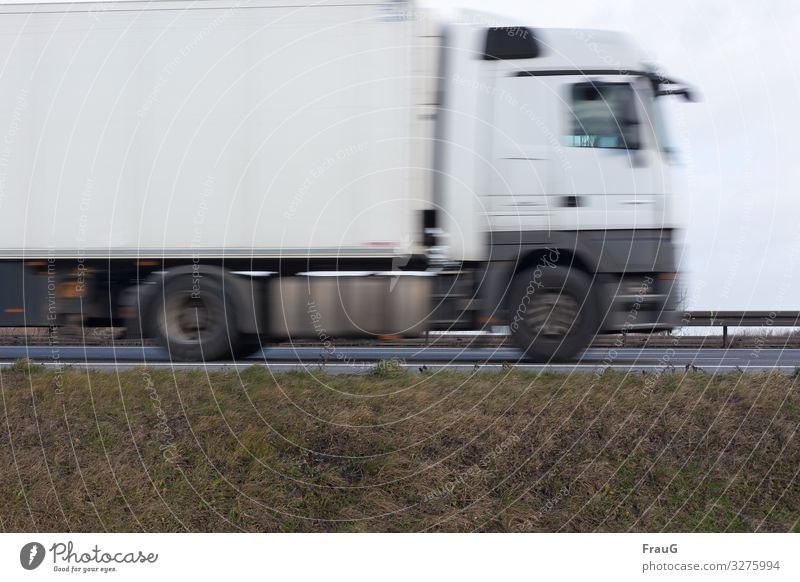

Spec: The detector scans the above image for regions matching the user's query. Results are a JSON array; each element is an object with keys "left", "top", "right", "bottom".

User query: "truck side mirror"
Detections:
[{"left": 657, "top": 87, "right": 696, "bottom": 102}]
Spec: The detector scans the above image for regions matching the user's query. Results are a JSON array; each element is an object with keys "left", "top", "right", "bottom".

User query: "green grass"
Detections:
[{"left": 0, "top": 365, "right": 798, "bottom": 532}]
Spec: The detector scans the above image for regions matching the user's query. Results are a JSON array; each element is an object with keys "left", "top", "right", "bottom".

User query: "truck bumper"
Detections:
[
  {"left": 483, "top": 228, "right": 682, "bottom": 332},
  {"left": 597, "top": 273, "right": 681, "bottom": 333}
]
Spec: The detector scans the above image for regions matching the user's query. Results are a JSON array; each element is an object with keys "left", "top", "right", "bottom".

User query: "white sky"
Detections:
[{"left": 8, "top": 0, "right": 800, "bottom": 310}]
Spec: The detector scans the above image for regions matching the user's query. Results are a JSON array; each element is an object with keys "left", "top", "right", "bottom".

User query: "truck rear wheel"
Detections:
[
  {"left": 508, "top": 265, "right": 599, "bottom": 362},
  {"left": 154, "top": 275, "right": 241, "bottom": 361}
]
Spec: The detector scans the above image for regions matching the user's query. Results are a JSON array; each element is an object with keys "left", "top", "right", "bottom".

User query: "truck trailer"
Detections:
[{"left": 0, "top": 0, "right": 692, "bottom": 361}]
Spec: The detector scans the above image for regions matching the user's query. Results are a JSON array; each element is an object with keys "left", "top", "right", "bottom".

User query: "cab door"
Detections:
[{"left": 555, "top": 75, "right": 659, "bottom": 230}]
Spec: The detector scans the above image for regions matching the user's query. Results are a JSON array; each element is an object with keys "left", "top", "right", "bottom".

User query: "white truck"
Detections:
[{"left": 0, "top": 0, "right": 692, "bottom": 361}]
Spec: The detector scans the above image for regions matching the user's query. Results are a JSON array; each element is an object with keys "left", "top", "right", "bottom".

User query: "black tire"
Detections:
[
  {"left": 153, "top": 275, "right": 241, "bottom": 361},
  {"left": 508, "top": 265, "right": 599, "bottom": 362}
]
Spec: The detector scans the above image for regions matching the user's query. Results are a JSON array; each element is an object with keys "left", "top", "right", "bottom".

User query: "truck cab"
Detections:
[{"left": 430, "top": 21, "right": 691, "bottom": 360}]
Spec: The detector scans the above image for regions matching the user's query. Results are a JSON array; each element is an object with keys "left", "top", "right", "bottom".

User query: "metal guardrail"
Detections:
[
  {"left": 684, "top": 311, "right": 800, "bottom": 347},
  {"left": 1, "top": 312, "right": 798, "bottom": 350}
]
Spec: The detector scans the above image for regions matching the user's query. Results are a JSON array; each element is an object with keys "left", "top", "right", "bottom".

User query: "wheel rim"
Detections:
[
  {"left": 524, "top": 291, "right": 580, "bottom": 339},
  {"left": 160, "top": 292, "right": 222, "bottom": 344}
]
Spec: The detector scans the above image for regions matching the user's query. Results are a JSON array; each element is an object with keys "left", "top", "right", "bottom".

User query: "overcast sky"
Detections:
[
  {"left": 10, "top": 1, "right": 800, "bottom": 310},
  {"left": 424, "top": 0, "right": 800, "bottom": 310}
]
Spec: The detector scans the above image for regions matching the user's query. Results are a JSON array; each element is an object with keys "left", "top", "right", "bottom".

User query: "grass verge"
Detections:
[{"left": 1, "top": 365, "right": 798, "bottom": 532}]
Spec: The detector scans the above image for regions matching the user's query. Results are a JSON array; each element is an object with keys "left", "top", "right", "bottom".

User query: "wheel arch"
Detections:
[
  {"left": 511, "top": 247, "right": 593, "bottom": 279},
  {"left": 496, "top": 247, "right": 595, "bottom": 315}
]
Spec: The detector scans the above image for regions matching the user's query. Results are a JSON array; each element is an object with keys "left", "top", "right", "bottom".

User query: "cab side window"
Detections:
[{"left": 565, "top": 82, "right": 640, "bottom": 149}]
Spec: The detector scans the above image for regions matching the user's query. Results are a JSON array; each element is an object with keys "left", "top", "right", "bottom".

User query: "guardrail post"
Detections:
[{"left": 723, "top": 325, "right": 728, "bottom": 348}]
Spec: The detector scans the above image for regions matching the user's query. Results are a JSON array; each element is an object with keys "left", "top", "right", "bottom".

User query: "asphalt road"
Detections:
[{"left": 0, "top": 345, "right": 797, "bottom": 374}]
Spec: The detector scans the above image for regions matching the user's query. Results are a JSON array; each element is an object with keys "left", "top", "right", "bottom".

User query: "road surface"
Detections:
[{"left": 0, "top": 345, "right": 796, "bottom": 374}]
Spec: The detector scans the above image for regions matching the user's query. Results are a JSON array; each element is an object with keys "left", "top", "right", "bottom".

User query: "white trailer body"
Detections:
[{"left": 0, "top": 0, "right": 433, "bottom": 259}]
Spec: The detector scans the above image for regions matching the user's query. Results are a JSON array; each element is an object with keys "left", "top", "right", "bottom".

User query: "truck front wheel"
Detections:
[
  {"left": 154, "top": 275, "right": 241, "bottom": 361},
  {"left": 508, "top": 266, "right": 599, "bottom": 362}
]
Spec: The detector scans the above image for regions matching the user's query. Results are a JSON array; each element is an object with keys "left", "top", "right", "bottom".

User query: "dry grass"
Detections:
[{"left": 1, "top": 363, "right": 798, "bottom": 532}]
